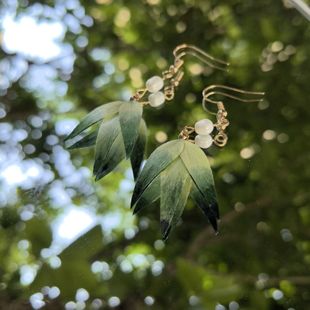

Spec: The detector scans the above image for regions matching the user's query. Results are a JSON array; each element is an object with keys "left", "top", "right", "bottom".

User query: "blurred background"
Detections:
[{"left": 0, "top": 0, "right": 309, "bottom": 309}]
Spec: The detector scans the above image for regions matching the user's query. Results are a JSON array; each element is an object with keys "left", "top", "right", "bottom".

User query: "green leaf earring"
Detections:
[
  {"left": 65, "top": 100, "right": 145, "bottom": 180},
  {"left": 131, "top": 85, "right": 264, "bottom": 240},
  {"left": 65, "top": 44, "right": 229, "bottom": 181}
]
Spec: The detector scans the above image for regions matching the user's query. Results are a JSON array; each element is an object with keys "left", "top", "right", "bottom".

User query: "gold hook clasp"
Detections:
[
  {"left": 173, "top": 44, "right": 229, "bottom": 72},
  {"left": 202, "top": 85, "right": 265, "bottom": 147},
  {"left": 202, "top": 85, "right": 265, "bottom": 114}
]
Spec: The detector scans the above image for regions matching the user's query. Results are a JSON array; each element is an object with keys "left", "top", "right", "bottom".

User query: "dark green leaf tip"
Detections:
[
  {"left": 211, "top": 202, "right": 220, "bottom": 219},
  {"left": 132, "top": 205, "right": 140, "bottom": 215},
  {"left": 130, "top": 119, "right": 147, "bottom": 181},
  {"left": 208, "top": 213, "right": 218, "bottom": 232},
  {"left": 160, "top": 220, "right": 171, "bottom": 241}
]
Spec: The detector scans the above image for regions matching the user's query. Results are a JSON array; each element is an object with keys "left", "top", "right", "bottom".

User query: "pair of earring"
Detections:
[
  {"left": 65, "top": 44, "right": 228, "bottom": 179},
  {"left": 65, "top": 44, "right": 264, "bottom": 240}
]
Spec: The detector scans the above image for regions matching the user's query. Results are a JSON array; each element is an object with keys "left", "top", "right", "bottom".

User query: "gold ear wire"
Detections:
[
  {"left": 202, "top": 84, "right": 265, "bottom": 114},
  {"left": 200, "top": 85, "right": 265, "bottom": 147},
  {"left": 173, "top": 44, "right": 229, "bottom": 72},
  {"left": 178, "top": 86, "right": 264, "bottom": 147},
  {"left": 132, "top": 45, "right": 230, "bottom": 105}
]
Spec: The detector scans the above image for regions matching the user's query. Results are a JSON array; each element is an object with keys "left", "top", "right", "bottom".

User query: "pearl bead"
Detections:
[
  {"left": 195, "top": 134, "right": 213, "bottom": 149},
  {"left": 146, "top": 76, "right": 164, "bottom": 93},
  {"left": 195, "top": 119, "right": 214, "bottom": 135},
  {"left": 148, "top": 91, "right": 165, "bottom": 107}
]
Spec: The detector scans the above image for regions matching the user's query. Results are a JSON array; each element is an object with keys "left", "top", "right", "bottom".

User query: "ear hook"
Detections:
[
  {"left": 132, "top": 45, "right": 230, "bottom": 105},
  {"left": 173, "top": 44, "right": 229, "bottom": 72},
  {"left": 202, "top": 84, "right": 265, "bottom": 114}
]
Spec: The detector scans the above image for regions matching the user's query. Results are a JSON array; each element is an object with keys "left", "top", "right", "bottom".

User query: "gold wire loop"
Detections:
[
  {"left": 179, "top": 126, "right": 195, "bottom": 141},
  {"left": 130, "top": 89, "right": 148, "bottom": 101},
  {"left": 173, "top": 44, "right": 229, "bottom": 72},
  {"left": 213, "top": 132, "right": 228, "bottom": 147},
  {"left": 164, "top": 86, "right": 175, "bottom": 100}
]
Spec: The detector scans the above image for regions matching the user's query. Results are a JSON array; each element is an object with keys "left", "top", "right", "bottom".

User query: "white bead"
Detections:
[
  {"left": 195, "top": 119, "right": 214, "bottom": 135},
  {"left": 146, "top": 76, "right": 164, "bottom": 93},
  {"left": 148, "top": 91, "right": 165, "bottom": 107},
  {"left": 195, "top": 134, "right": 213, "bottom": 149}
]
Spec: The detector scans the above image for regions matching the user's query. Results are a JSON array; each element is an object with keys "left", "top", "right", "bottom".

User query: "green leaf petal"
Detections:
[
  {"left": 130, "top": 119, "right": 147, "bottom": 180},
  {"left": 160, "top": 159, "right": 192, "bottom": 240},
  {"left": 133, "top": 176, "right": 160, "bottom": 215},
  {"left": 95, "top": 131, "right": 126, "bottom": 181},
  {"left": 180, "top": 141, "right": 219, "bottom": 220},
  {"left": 119, "top": 100, "right": 143, "bottom": 158},
  {"left": 93, "top": 117, "right": 120, "bottom": 178},
  {"left": 67, "top": 129, "right": 98, "bottom": 149},
  {"left": 190, "top": 184, "right": 218, "bottom": 232},
  {"left": 65, "top": 101, "right": 123, "bottom": 141},
  {"left": 131, "top": 140, "right": 185, "bottom": 207}
]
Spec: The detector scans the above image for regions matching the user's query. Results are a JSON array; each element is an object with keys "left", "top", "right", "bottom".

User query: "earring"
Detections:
[
  {"left": 185, "top": 85, "right": 265, "bottom": 148},
  {"left": 64, "top": 44, "right": 228, "bottom": 181},
  {"left": 131, "top": 85, "right": 264, "bottom": 240}
]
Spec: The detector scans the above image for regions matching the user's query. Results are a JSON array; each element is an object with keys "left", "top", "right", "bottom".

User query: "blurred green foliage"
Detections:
[{"left": 0, "top": 0, "right": 310, "bottom": 309}]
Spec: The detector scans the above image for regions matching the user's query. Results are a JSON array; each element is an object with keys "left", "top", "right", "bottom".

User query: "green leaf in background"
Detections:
[
  {"left": 23, "top": 218, "right": 52, "bottom": 258},
  {"left": 29, "top": 226, "right": 104, "bottom": 299},
  {"left": 59, "top": 225, "right": 103, "bottom": 260},
  {"left": 160, "top": 159, "right": 192, "bottom": 240},
  {"left": 130, "top": 119, "right": 147, "bottom": 181},
  {"left": 131, "top": 140, "right": 185, "bottom": 207},
  {"left": 119, "top": 100, "right": 143, "bottom": 158},
  {"left": 65, "top": 101, "right": 123, "bottom": 141},
  {"left": 176, "top": 258, "right": 243, "bottom": 308}
]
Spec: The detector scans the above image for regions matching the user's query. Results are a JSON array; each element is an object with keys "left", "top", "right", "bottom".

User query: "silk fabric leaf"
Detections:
[
  {"left": 160, "top": 159, "right": 192, "bottom": 240},
  {"left": 65, "top": 101, "right": 123, "bottom": 141},
  {"left": 119, "top": 101, "right": 143, "bottom": 158},
  {"left": 95, "top": 132, "right": 126, "bottom": 181},
  {"left": 67, "top": 129, "right": 98, "bottom": 149},
  {"left": 131, "top": 140, "right": 185, "bottom": 207},
  {"left": 190, "top": 184, "right": 218, "bottom": 232},
  {"left": 180, "top": 141, "right": 219, "bottom": 219},
  {"left": 93, "top": 117, "right": 120, "bottom": 178},
  {"left": 132, "top": 176, "right": 160, "bottom": 215},
  {"left": 130, "top": 119, "right": 147, "bottom": 181}
]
